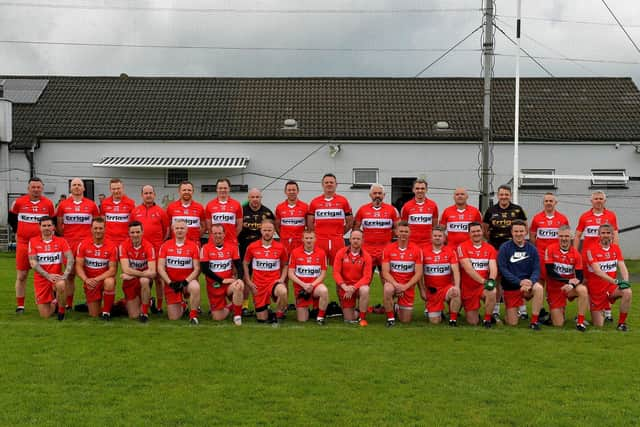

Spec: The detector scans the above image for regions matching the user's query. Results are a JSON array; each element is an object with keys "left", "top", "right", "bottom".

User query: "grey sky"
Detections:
[{"left": 0, "top": 0, "right": 638, "bottom": 84}]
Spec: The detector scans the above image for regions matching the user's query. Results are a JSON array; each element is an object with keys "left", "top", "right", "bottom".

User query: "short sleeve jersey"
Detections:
[
  {"left": 205, "top": 198, "right": 244, "bottom": 244},
  {"left": 131, "top": 203, "right": 170, "bottom": 248},
  {"left": 159, "top": 239, "right": 200, "bottom": 281},
  {"left": 200, "top": 241, "right": 240, "bottom": 285},
  {"left": 308, "top": 194, "right": 352, "bottom": 239},
  {"left": 76, "top": 239, "right": 117, "bottom": 279},
  {"left": 400, "top": 198, "right": 439, "bottom": 246},
  {"left": 382, "top": 242, "right": 423, "bottom": 284},
  {"left": 11, "top": 195, "right": 56, "bottom": 244},
  {"left": 576, "top": 209, "right": 618, "bottom": 251},
  {"left": 439, "top": 205, "right": 482, "bottom": 249},
  {"left": 28, "top": 235, "right": 70, "bottom": 283},
  {"left": 166, "top": 200, "right": 206, "bottom": 243},
  {"left": 238, "top": 205, "right": 276, "bottom": 247},
  {"left": 289, "top": 246, "right": 327, "bottom": 284},
  {"left": 56, "top": 198, "right": 100, "bottom": 244},
  {"left": 101, "top": 195, "right": 136, "bottom": 246},
  {"left": 119, "top": 238, "right": 156, "bottom": 272},
  {"left": 544, "top": 243, "right": 582, "bottom": 288},
  {"left": 586, "top": 244, "right": 623, "bottom": 286},
  {"left": 275, "top": 199, "right": 309, "bottom": 241},
  {"left": 422, "top": 245, "right": 458, "bottom": 289},
  {"left": 457, "top": 240, "right": 497, "bottom": 288},
  {"left": 244, "top": 240, "right": 287, "bottom": 287},
  {"left": 530, "top": 211, "right": 570, "bottom": 253},
  {"left": 355, "top": 203, "right": 399, "bottom": 249},
  {"left": 482, "top": 202, "right": 527, "bottom": 249}
]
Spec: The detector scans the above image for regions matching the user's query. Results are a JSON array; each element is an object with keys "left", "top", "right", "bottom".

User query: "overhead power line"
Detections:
[
  {"left": 493, "top": 23, "right": 554, "bottom": 77},
  {"left": 493, "top": 53, "right": 640, "bottom": 66},
  {"left": 414, "top": 25, "right": 483, "bottom": 77},
  {"left": 497, "top": 14, "right": 640, "bottom": 28},
  {"left": 601, "top": 0, "right": 640, "bottom": 55}
]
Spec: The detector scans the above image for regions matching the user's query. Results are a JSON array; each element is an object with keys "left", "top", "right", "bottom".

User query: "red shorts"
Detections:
[
  {"left": 34, "top": 277, "right": 55, "bottom": 305},
  {"left": 16, "top": 243, "right": 31, "bottom": 270},
  {"left": 163, "top": 283, "right": 189, "bottom": 305},
  {"left": 461, "top": 283, "right": 484, "bottom": 312},
  {"left": 207, "top": 283, "right": 231, "bottom": 311},
  {"left": 280, "top": 238, "right": 303, "bottom": 259},
  {"left": 503, "top": 289, "right": 525, "bottom": 309},
  {"left": 316, "top": 237, "right": 344, "bottom": 265},
  {"left": 83, "top": 281, "right": 105, "bottom": 303},
  {"left": 588, "top": 283, "right": 618, "bottom": 311},
  {"left": 253, "top": 283, "right": 278, "bottom": 309},
  {"left": 364, "top": 246, "right": 384, "bottom": 267},
  {"left": 122, "top": 278, "right": 141, "bottom": 301},
  {"left": 395, "top": 285, "right": 416, "bottom": 309},
  {"left": 337, "top": 285, "right": 365, "bottom": 309},
  {"left": 426, "top": 285, "right": 454, "bottom": 313},
  {"left": 546, "top": 284, "right": 576, "bottom": 310},
  {"left": 294, "top": 283, "right": 322, "bottom": 308}
]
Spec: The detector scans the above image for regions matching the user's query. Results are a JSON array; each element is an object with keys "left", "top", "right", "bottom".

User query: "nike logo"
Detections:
[{"left": 510, "top": 252, "right": 529, "bottom": 263}]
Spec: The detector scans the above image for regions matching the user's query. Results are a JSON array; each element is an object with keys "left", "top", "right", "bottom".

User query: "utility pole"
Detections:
[{"left": 480, "top": 0, "right": 494, "bottom": 212}]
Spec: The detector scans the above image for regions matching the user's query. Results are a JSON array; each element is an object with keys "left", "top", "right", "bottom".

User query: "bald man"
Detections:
[{"left": 439, "top": 188, "right": 482, "bottom": 250}]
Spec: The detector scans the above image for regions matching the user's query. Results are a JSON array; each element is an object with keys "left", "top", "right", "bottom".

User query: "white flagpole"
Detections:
[{"left": 513, "top": 0, "right": 522, "bottom": 203}]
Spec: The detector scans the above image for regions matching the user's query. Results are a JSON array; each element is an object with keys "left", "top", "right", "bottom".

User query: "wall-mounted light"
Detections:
[{"left": 328, "top": 144, "right": 341, "bottom": 157}]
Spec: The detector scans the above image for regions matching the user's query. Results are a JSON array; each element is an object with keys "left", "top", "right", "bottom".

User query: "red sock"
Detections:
[
  {"left": 313, "top": 300, "right": 319, "bottom": 310},
  {"left": 58, "top": 305, "right": 65, "bottom": 314},
  {"left": 141, "top": 303, "right": 149, "bottom": 315},
  {"left": 317, "top": 310, "right": 326, "bottom": 318},
  {"left": 276, "top": 311, "right": 285, "bottom": 319},
  {"left": 619, "top": 312, "right": 628, "bottom": 324},
  {"left": 102, "top": 291, "right": 115, "bottom": 313},
  {"left": 531, "top": 314, "right": 539, "bottom": 324},
  {"left": 189, "top": 309, "right": 198, "bottom": 320},
  {"left": 16, "top": 296, "right": 25, "bottom": 307},
  {"left": 577, "top": 314, "right": 585, "bottom": 324},
  {"left": 66, "top": 295, "right": 74, "bottom": 307},
  {"left": 359, "top": 311, "right": 367, "bottom": 321},
  {"left": 156, "top": 298, "right": 163, "bottom": 310},
  {"left": 386, "top": 311, "right": 395, "bottom": 320},
  {"left": 232, "top": 304, "right": 242, "bottom": 317},
  {"left": 450, "top": 312, "right": 458, "bottom": 321},
  {"left": 484, "top": 313, "right": 492, "bottom": 322}
]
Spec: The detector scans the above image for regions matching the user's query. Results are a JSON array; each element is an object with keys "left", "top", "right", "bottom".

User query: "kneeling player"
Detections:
[
  {"left": 243, "top": 220, "right": 289, "bottom": 324},
  {"left": 200, "top": 224, "right": 244, "bottom": 325},
  {"left": 288, "top": 230, "right": 329, "bottom": 324},
  {"left": 28, "top": 216, "right": 74, "bottom": 320},
  {"left": 457, "top": 222, "right": 498, "bottom": 327},
  {"left": 158, "top": 220, "right": 201, "bottom": 324},
  {"left": 544, "top": 225, "right": 589, "bottom": 331},
  {"left": 75, "top": 217, "right": 118, "bottom": 319},
  {"left": 382, "top": 221, "right": 423, "bottom": 326},
  {"left": 420, "top": 226, "right": 461, "bottom": 326},
  {"left": 119, "top": 221, "right": 157, "bottom": 322},
  {"left": 586, "top": 224, "right": 632, "bottom": 331}
]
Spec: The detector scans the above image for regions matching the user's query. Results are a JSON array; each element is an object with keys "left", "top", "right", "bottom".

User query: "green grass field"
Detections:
[{"left": 1, "top": 252, "right": 639, "bottom": 426}]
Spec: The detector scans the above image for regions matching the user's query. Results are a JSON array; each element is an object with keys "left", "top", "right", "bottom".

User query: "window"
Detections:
[
  {"left": 590, "top": 169, "right": 628, "bottom": 189},
  {"left": 167, "top": 169, "right": 189, "bottom": 186},
  {"left": 352, "top": 168, "right": 379, "bottom": 189},
  {"left": 519, "top": 169, "right": 557, "bottom": 189}
]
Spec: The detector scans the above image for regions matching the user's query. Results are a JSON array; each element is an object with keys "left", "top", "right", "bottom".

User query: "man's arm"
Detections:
[
  {"left": 157, "top": 258, "right": 172, "bottom": 284},
  {"left": 497, "top": 247, "right": 520, "bottom": 286}
]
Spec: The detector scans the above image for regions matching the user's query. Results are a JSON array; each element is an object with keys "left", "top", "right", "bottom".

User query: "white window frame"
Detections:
[
  {"left": 166, "top": 168, "right": 189, "bottom": 187},
  {"left": 353, "top": 168, "right": 379, "bottom": 187},
  {"left": 590, "top": 169, "right": 628, "bottom": 189},
  {"left": 519, "top": 168, "right": 557, "bottom": 189}
]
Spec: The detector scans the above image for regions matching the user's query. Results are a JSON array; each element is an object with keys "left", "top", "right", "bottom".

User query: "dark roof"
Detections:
[{"left": 4, "top": 76, "right": 640, "bottom": 149}]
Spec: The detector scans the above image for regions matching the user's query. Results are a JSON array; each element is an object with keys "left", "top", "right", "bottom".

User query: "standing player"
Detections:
[
  {"left": 75, "top": 217, "right": 118, "bottom": 319},
  {"left": 497, "top": 220, "right": 544, "bottom": 329},
  {"left": 353, "top": 183, "right": 399, "bottom": 273},
  {"left": 382, "top": 221, "right": 424, "bottom": 326},
  {"left": 333, "top": 230, "right": 373, "bottom": 326},
  {"left": 400, "top": 178, "right": 439, "bottom": 247},
  {"left": 307, "top": 173, "right": 353, "bottom": 265},
  {"left": 420, "top": 226, "right": 461, "bottom": 326},
  {"left": 9, "top": 177, "right": 55, "bottom": 313},
  {"left": 100, "top": 178, "right": 136, "bottom": 248},
  {"left": 166, "top": 181, "right": 206, "bottom": 244},
  {"left": 239, "top": 188, "right": 275, "bottom": 258},
  {"left": 28, "top": 216, "right": 74, "bottom": 320},
  {"left": 585, "top": 224, "right": 632, "bottom": 331},
  {"left": 157, "top": 220, "right": 202, "bottom": 324},
  {"left": 205, "top": 178, "right": 243, "bottom": 245},
  {"left": 457, "top": 222, "right": 498, "bottom": 327},
  {"left": 200, "top": 223, "right": 244, "bottom": 326},
  {"left": 131, "top": 185, "right": 170, "bottom": 314},
  {"left": 56, "top": 177, "right": 100, "bottom": 310},
  {"left": 529, "top": 193, "right": 569, "bottom": 278},
  {"left": 439, "top": 187, "right": 482, "bottom": 249},
  {"left": 243, "top": 220, "right": 289, "bottom": 324},
  {"left": 275, "top": 180, "right": 308, "bottom": 256},
  {"left": 119, "top": 221, "right": 157, "bottom": 322},
  {"left": 288, "top": 230, "right": 330, "bottom": 324},
  {"left": 544, "top": 225, "right": 589, "bottom": 331}
]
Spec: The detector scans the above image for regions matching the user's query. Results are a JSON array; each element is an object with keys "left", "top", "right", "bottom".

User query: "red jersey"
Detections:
[
  {"left": 457, "top": 240, "right": 496, "bottom": 289},
  {"left": 159, "top": 239, "right": 200, "bottom": 281},
  {"left": 544, "top": 243, "right": 582, "bottom": 288},
  {"left": 200, "top": 241, "right": 240, "bottom": 285},
  {"left": 355, "top": 202, "right": 399, "bottom": 249},
  {"left": 28, "top": 235, "right": 70, "bottom": 283},
  {"left": 439, "top": 205, "right": 482, "bottom": 249},
  {"left": 131, "top": 203, "right": 170, "bottom": 248},
  {"left": 101, "top": 195, "right": 136, "bottom": 246},
  {"left": 576, "top": 209, "right": 618, "bottom": 251},
  {"left": 76, "top": 239, "right": 117, "bottom": 279},
  {"left": 56, "top": 197, "right": 100, "bottom": 245},
  {"left": 308, "top": 194, "right": 352, "bottom": 239},
  {"left": 401, "top": 198, "right": 439, "bottom": 246},
  {"left": 332, "top": 247, "right": 373, "bottom": 288},
  {"left": 382, "top": 242, "right": 423, "bottom": 284},
  {"left": 586, "top": 243, "right": 623, "bottom": 287},
  {"left": 276, "top": 199, "right": 309, "bottom": 241},
  {"left": 422, "top": 245, "right": 458, "bottom": 289},
  {"left": 244, "top": 240, "right": 287, "bottom": 287},
  {"left": 119, "top": 238, "right": 156, "bottom": 272},
  {"left": 11, "top": 195, "right": 56, "bottom": 245},
  {"left": 289, "top": 246, "right": 327, "bottom": 284},
  {"left": 166, "top": 200, "right": 206, "bottom": 243},
  {"left": 205, "top": 197, "right": 243, "bottom": 244},
  {"left": 530, "top": 211, "right": 570, "bottom": 253}
]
